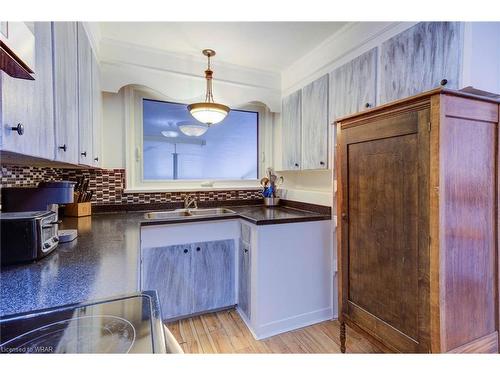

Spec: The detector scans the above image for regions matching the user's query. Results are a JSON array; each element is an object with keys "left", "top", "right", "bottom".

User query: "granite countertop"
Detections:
[{"left": 0, "top": 204, "right": 331, "bottom": 316}]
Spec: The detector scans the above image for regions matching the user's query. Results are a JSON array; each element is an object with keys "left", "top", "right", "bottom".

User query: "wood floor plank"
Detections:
[
  {"left": 228, "top": 310, "right": 268, "bottom": 353},
  {"left": 165, "top": 321, "right": 184, "bottom": 344},
  {"left": 217, "top": 309, "right": 251, "bottom": 351},
  {"left": 208, "top": 328, "right": 236, "bottom": 353},
  {"left": 262, "top": 335, "right": 292, "bottom": 353},
  {"left": 191, "top": 316, "right": 216, "bottom": 354},
  {"left": 178, "top": 318, "right": 201, "bottom": 353},
  {"left": 304, "top": 324, "right": 340, "bottom": 353},
  {"left": 279, "top": 332, "right": 309, "bottom": 353},
  {"left": 201, "top": 312, "right": 223, "bottom": 332},
  {"left": 164, "top": 309, "right": 379, "bottom": 354}
]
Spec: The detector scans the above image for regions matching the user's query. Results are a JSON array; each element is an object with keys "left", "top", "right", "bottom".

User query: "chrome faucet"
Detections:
[{"left": 184, "top": 195, "right": 198, "bottom": 210}]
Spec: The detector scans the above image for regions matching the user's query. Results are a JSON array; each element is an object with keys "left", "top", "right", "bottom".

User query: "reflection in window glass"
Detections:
[{"left": 143, "top": 100, "right": 258, "bottom": 180}]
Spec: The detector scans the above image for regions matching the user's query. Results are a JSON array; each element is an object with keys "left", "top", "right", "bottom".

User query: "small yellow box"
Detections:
[{"left": 64, "top": 202, "right": 92, "bottom": 217}]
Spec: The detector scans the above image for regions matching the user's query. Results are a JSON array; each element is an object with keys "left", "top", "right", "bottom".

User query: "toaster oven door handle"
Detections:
[{"left": 42, "top": 221, "right": 61, "bottom": 229}]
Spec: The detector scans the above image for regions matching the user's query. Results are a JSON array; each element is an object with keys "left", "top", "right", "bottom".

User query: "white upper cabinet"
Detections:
[
  {"left": 53, "top": 22, "right": 79, "bottom": 164},
  {"left": 379, "top": 22, "right": 463, "bottom": 104},
  {"left": 329, "top": 48, "right": 377, "bottom": 121},
  {"left": 281, "top": 90, "right": 302, "bottom": 171},
  {"left": 91, "top": 52, "right": 102, "bottom": 167},
  {"left": 0, "top": 22, "right": 54, "bottom": 159},
  {"left": 301, "top": 74, "right": 328, "bottom": 170},
  {"left": 77, "top": 23, "right": 93, "bottom": 166}
]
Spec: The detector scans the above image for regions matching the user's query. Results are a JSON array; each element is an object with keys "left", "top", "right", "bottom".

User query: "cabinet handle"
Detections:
[
  {"left": 11, "top": 123, "right": 24, "bottom": 135},
  {"left": 59, "top": 144, "right": 67, "bottom": 152},
  {"left": 440, "top": 79, "right": 448, "bottom": 86},
  {"left": 81, "top": 151, "right": 87, "bottom": 157},
  {"left": 94, "top": 157, "right": 99, "bottom": 162},
  {"left": 341, "top": 212, "right": 348, "bottom": 221},
  {"left": 364, "top": 103, "right": 371, "bottom": 108},
  {"left": 320, "top": 161, "right": 325, "bottom": 166},
  {"left": 183, "top": 248, "right": 188, "bottom": 254},
  {"left": 196, "top": 247, "right": 201, "bottom": 252},
  {"left": 294, "top": 163, "right": 299, "bottom": 167}
]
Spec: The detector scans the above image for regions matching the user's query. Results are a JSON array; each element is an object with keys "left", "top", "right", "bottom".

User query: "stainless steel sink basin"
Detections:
[
  {"left": 188, "top": 208, "right": 235, "bottom": 216},
  {"left": 144, "top": 208, "right": 235, "bottom": 220}
]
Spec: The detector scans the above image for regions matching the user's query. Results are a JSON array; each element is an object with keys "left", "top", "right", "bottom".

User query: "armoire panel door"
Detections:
[
  {"left": 340, "top": 109, "right": 430, "bottom": 352},
  {"left": 301, "top": 74, "right": 328, "bottom": 170},
  {"left": 281, "top": 90, "right": 301, "bottom": 170}
]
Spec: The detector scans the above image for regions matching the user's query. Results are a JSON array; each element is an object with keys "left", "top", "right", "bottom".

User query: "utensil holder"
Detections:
[
  {"left": 264, "top": 197, "right": 280, "bottom": 207},
  {"left": 64, "top": 202, "right": 92, "bottom": 217}
]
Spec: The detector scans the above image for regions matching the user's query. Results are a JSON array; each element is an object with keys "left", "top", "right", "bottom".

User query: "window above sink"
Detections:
[{"left": 122, "top": 86, "right": 270, "bottom": 192}]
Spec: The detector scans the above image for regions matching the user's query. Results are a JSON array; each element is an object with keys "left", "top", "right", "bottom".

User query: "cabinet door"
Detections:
[
  {"left": 339, "top": 109, "right": 430, "bottom": 352},
  {"left": 77, "top": 23, "right": 93, "bottom": 165},
  {"left": 329, "top": 48, "right": 377, "bottom": 121},
  {"left": 238, "top": 239, "right": 251, "bottom": 319},
  {"left": 281, "top": 90, "right": 301, "bottom": 170},
  {"left": 301, "top": 74, "right": 328, "bottom": 170},
  {"left": 379, "top": 22, "right": 462, "bottom": 104},
  {"left": 192, "top": 240, "right": 235, "bottom": 314},
  {"left": 141, "top": 244, "right": 194, "bottom": 320},
  {"left": 0, "top": 22, "right": 54, "bottom": 159},
  {"left": 53, "top": 22, "right": 79, "bottom": 163},
  {"left": 91, "top": 52, "right": 102, "bottom": 167}
]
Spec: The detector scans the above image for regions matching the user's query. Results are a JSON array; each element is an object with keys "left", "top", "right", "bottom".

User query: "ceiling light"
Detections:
[
  {"left": 161, "top": 130, "right": 179, "bottom": 138},
  {"left": 178, "top": 123, "right": 208, "bottom": 137},
  {"left": 187, "top": 49, "right": 230, "bottom": 126}
]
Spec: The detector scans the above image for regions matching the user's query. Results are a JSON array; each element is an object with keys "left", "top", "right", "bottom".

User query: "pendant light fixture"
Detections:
[{"left": 187, "top": 49, "right": 230, "bottom": 125}]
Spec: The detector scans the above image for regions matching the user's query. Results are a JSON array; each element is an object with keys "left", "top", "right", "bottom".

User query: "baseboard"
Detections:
[
  {"left": 235, "top": 307, "right": 259, "bottom": 340},
  {"left": 252, "top": 307, "right": 333, "bottom": 340}
]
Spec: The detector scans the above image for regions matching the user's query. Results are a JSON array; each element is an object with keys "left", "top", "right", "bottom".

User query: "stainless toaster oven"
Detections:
[{"left": 0, "top": 211, "right": 59, "bottom": 266}]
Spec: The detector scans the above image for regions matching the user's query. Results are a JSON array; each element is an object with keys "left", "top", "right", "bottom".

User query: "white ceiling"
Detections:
[{"left": 98, "top": 22, "right": 348, "bottom": 72}]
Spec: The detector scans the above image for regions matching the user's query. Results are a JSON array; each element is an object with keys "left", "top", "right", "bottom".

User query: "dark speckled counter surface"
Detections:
[{"left": 0, "top": 204, "right": 330, "bottom": 316}]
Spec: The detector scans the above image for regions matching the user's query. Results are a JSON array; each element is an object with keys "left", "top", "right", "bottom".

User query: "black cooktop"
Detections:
[{"left": 0, "top": 291, "right": 167, "bottom": 354}]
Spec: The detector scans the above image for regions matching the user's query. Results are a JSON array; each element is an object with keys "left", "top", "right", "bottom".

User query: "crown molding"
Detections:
[{"left": 99, "top": 37, "right": 281, "bottom": 90}]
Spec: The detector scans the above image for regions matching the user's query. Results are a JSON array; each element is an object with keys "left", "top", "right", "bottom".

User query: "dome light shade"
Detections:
[
  {"left": 178, "top": 123, "right": 208, "bottom": 137},
  {"left": 187, "top": 102, "right": 229, "bottom": 125},
  {"left": 161, "top": 130, "right": 179, "bottom": 138},
  {"left": 188, "top": 49, "right": 230, "bottom": 125}
]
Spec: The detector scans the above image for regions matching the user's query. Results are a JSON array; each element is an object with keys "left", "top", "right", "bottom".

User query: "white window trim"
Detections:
[{"left": 123, "top": 86, "right": 271, "bottom": 192}]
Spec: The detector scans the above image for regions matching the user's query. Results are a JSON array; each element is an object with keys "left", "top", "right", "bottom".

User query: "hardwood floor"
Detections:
[{"left": 165, "top": 308, "right": 383, "bottom": 353}]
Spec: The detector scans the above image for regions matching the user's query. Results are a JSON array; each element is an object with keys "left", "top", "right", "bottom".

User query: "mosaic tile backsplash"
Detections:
[{"left": 0, "top": 165, "right": 262, "bottom": 205}]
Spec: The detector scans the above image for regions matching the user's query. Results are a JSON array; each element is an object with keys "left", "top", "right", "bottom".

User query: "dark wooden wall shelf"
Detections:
[{"left": 0, "top": 41, "right": 34, "bottom": 80}]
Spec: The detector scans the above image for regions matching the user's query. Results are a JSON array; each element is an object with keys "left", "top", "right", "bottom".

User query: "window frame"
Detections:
[{"left": 124, "top": 86, "right": 265, "bottom": 192}]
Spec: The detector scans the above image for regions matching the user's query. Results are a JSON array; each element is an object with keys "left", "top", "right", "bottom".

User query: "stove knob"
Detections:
[{"left": 44, "top": 243, "right": 50, "bottom": 249}]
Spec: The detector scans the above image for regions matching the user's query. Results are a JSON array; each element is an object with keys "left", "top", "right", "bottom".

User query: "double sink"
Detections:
[{"left": 144, "top": 208, "right": 236, "bottom": 220}]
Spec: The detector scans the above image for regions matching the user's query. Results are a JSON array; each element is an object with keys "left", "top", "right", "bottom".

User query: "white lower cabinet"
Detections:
[
  {"left": 140, "top": 218, "right": 333, "bottom": 338},
  {"left": 238, "top": 238, "right": 251, "bottom": 320}
]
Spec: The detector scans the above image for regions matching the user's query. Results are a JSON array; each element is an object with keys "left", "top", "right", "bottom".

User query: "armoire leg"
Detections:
[{"left": 340, "top": 321, "right": 346, "bottom": 353}]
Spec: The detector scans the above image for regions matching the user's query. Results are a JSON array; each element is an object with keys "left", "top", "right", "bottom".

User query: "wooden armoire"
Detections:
[{"left": 336, "top": 88, "right": 500, "bottom": 353}]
